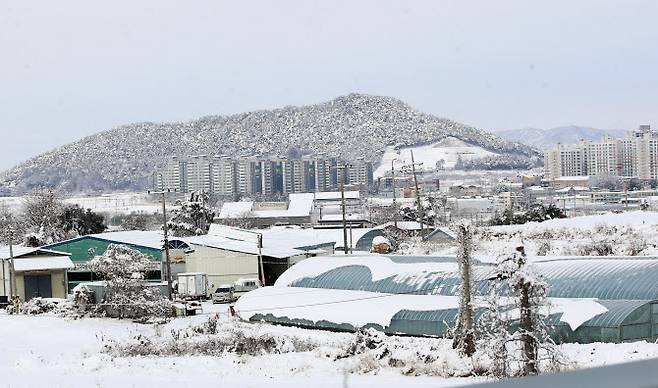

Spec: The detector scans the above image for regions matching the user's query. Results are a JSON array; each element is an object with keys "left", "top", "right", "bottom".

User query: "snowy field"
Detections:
[
  {"left": 3, "top": 301, "right": 658, "bottom": 388},
  {"left": 0, "top": 192, "right": 181, "bottom": 216},
  {"left": 415, "top": 211, "right": 658, "bottom": 260}
]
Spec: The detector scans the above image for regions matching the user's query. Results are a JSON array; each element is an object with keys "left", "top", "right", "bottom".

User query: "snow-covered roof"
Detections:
[
  {"left": 377, "top": 221, "right": 431, "bottom": 231},
  {"left": 555, "top": 186, "right": 590, "bottom": 193},
  {"left": 274, "top": 254, "right": 459, "bottom": 286},
  {"left": 283, "top": 198, "right": 314, "bottom": 217},
  {"left": 238, "top": 254, "right": 610, "bottom": 331},
  {"left": 366, "top": 197, "right": 416, "bottom": 206},
  {"left": 554, "top": 176, "right": 591, "bottom": 181},
  {"left": 257, "top": 226, "right": 342, "bottom": 249},
  {"left": 371, "top": 236, "right": 390, "bottom": 246},
  {"left": 450, "top": 183, "right": 482, "bottom": 188},
  {"left": 13, "top": 256, "right": 74, "bottom": 271},
  {"left": 320, "top": 213, "right": 368, "bottom": 222},
  {"left": 89, "top": 231, "right": 167, "bottom": 250},
  {"left": 184, "top": 234, "right": 305, "bottom": 258},
  {"left": 424, "top": 227, "right": 457, "bottom": 241},
  {"left": 218, "top": 198, "right": 313, "bottom": 219},
  {"left": 313, "top": 191, "right": 360, "bottom": 200},
  {"left": 0, "top": 246, "right": 70, "bottom": 260},
  {"left": 218, "top": 201, "right": 254, "bottom": 219}
]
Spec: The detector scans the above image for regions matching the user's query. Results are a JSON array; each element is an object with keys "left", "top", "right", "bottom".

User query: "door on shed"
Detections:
[{"left": 24, "top": 274, "right": 52, "bottom": 300}]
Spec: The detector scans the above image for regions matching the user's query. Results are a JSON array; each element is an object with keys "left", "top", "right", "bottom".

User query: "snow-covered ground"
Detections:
[
  {"left": 1, "top": 192, "right": 181, "bottom": 216},
  {"left": 417, "top": 211, "right": 658, "bottom": 260},
  {"left": 2, "top": 301, "right": 658, "bottom": 388},
  {"left": 491, "top": 210, "right": 658, "bottom": 233},
  {"left": 0, "top": 303, "right": 469, "bottom": 388},
  {"left": 374, "top": 137, "right": 498, "bottom": 178}
]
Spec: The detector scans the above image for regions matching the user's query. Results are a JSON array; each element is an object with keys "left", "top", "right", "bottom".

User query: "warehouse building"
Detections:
[
  {"left": 236, "top": 255, "right": 658, "bottom": 343},
  {"left": 193, "top": 224, "right": 336, "bottom": 286},
  {"left": 43, "top": 231, "right": 192, "bottom": 292},
  {"left": 0, "top": 246, "right": 74, "bottom": 300}
]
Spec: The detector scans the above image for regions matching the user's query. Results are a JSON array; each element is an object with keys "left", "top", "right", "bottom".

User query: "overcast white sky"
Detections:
[{"left": 1, "top": 0, "right": 658, "bottom": 170}]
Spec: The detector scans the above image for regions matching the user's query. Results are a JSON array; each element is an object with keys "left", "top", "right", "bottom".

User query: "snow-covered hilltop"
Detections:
[{"left": 0, "top": 93, "right": 539, "bottom": 194}]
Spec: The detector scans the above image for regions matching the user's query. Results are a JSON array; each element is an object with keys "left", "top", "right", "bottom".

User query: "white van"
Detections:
[{"left": 234, "top": 278, "right": 262, "bottom": 293}]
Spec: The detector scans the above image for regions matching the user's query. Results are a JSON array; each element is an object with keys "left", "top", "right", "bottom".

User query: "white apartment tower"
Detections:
[
  {"left": 185, "top": 156, "right": 213, "bottom": 193},
  {"left": 212, "top": 156, "right": 235, "bottom": 197},
  {"left": 544, "top": 125, "right": 658, "bottom": 181}
]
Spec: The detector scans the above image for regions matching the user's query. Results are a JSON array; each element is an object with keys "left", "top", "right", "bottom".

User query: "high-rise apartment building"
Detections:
[
  {"left": 153, "top": 155, "right": 373, "bottom": 196},
  {"left": 544, "top": 126, "right": 658, "bottom": 181},
  {"left": 186, "top": 155, "right": 212, "bottom": 193}
]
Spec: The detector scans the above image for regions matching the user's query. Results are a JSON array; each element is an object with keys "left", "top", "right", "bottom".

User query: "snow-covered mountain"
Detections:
[
  {"left": 0, "top": 93, "right": 539, "bottom": 194},
  {"left": 496, "top": 125, "right": 627, "bottom": 150}
]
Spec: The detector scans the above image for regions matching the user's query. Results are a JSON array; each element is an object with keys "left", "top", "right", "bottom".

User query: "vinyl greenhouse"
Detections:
[{"left": 235, "top": 255, "right": 658, "bottom": 343}]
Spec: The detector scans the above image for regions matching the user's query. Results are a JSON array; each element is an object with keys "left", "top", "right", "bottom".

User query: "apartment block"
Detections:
[
  {"left": 153, "top": 155, "right": 373, "bottom": 196},
  {"left": 544, "top": 125, "right": 658, "bottom": 181}
]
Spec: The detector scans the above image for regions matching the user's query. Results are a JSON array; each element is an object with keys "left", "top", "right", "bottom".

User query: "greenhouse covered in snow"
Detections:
[{"left": 235, "top": 255, "right": 658, "bottom": 343}]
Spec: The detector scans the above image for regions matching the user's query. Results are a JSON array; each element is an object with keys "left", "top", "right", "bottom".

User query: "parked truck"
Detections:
[{"left": 176, "top": 272, "right": 209, "bottom": 300}]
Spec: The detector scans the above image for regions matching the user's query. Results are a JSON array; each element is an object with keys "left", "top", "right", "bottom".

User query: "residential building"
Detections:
[
  {"left": 212, "top": 156, "right": 236, "bottom": 197},
  {"left": 153, "top": 155, "right": 373, "bottom": 197},
  {"left": 545, "top": 125, "right": 658, "bottom": 181}
]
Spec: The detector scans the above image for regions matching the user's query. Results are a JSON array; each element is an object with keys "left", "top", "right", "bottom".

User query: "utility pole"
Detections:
[
  {"left": 1, "top": 252, "right": 5, "bottom": 297},
  {"left": 391, "top": 158, "right": 398, "bottom": 228},
  {"left": 8, "top": 227, "right": 16, "bottom": 298},
  {"left": 257, "top": 233, "right": 265, "bottom": 286},
  {"left": 148, "top": 189, "right": 174, "bottom": 300},
  {"left": 349, "top": 222, "right": 353, "bottom": 254},
  {"left": 408, "top": 150, "right": 424, "bottom": 233},
  {"left": 335, "top": 163, "right": 349, "bottom": 254}
]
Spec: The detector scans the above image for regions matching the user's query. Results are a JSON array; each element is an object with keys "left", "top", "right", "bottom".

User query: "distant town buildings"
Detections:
[
  {"left": 152, "top": 156, "right": 374, "bottom": 196},
  {"left": 545, "top": 125, "right": 658, "bottom": 181}
]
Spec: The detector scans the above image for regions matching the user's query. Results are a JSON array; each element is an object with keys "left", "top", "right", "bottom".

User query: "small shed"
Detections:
[
  {"left": 423, "top": 227, "right": 457, "bottom": 244},
  {"left": 0, "top": 246, "right": 74, "bottom": 300}
]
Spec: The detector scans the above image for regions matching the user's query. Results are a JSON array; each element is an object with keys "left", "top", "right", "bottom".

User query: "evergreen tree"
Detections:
[
  {"left": 168, "top": 191, "right": 215, "bottom": 237},
  {"left": 86, "top": 244, "right": 171, "bottom": 319},
  {"left": 59, "top": 205, "right": 107, "bottom": 236}
]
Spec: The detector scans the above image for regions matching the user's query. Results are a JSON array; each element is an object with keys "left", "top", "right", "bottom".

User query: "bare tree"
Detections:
[
  {"left": 22, "top": 188, "right": 69, "bottom": 245},
  {"left": 482, "top": 244, "right": 567, "bottom": 377}
]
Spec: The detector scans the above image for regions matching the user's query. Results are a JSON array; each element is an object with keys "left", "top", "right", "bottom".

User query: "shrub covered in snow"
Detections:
[
  {"left": 490, "top": 204, "right": 566, "bottom": 226},
  {"left": 104, "top": 315, "right": 320, "bottom": 357},
  {"left": 6, "top": 297, "right": 79, "bottom": 318},
  {"left": 86, "top": 244, "right": 173, "bottom": 320}
]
